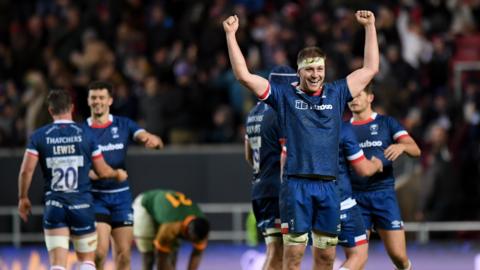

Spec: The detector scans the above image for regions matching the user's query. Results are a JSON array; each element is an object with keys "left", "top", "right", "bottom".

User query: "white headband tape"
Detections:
[{"left": 297, "top": 57, "right": 325, "bottom": 70}]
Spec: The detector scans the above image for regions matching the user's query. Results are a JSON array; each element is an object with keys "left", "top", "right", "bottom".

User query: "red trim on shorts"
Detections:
[{"left": 355, "top": 239, "right": 368, "bottom": 246}]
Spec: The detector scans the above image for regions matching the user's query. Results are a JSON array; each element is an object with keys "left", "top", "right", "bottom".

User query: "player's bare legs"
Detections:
[
  {"left": 111, "top": 226, "right": 133, "bottom": 270},
  {"left": 155, "top": 250, "right": 177, "bottom": 270},
  {"left": 377, "top": 229, "right": 411, "bottom": 269},
  {"left": 312, "top": 246, "right": 336, "bottom": 270},
  {"left": 45, "top": 228, "right": 69, "bottom": 268},
  {"left": 141, "top": 251, "right": 154, "bottom": 270},
  {"left": 95, "top": 223, "right": 112, "bottom": 269},
  {"left": 283, "top": 244, "right": 306, "bottom": 270},
  {"left": 264, "top": 241, "right": 283, "bottom": 270},
  {"left": 73, "top": 232, "right": 97, "bottom": 270},
  {"left": 342, "top": 243, "right": 368, "bottom": 270}
]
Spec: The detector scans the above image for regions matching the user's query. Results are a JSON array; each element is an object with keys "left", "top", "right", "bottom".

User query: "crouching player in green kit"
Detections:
[{"left": 132, "top": 189, "right": 210, "bottom": 270}]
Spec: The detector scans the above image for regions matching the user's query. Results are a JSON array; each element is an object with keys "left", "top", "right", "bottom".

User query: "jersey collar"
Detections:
[
  {"left": 87, "top": 114, "right": 114, "bottom": 128},
  {"left": 350, "top": 112, "right": 378, "bottom": 125},
  {"left": 53, "top": 120, "right": 74, "bottom": 124},
  {"left": 293, "top": 82, "right": 323, "bottom": 96}
]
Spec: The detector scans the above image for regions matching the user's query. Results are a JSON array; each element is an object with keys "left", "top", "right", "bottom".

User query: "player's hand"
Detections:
[
  {"left": 355, "top": 10, "right": 375, "bottom": 26},
  {"left": 142, "top": 134, "right": 164, "bottom": 149},
  {"left": 370, "top": 156, "right": 383, "bottom": 173},
  {"left": 384, "top": 144, "right": 405, "bottom": 161},
  {"left": 18, "top": 197, "right": 31, "bottom": 222},
  {"left": 116, "top": 169, "right": 128, "bottom": 182},
  {"left": 223, "top": 15, "right": 239, "bottom": 34},
  {"left": 138, "top": 133, "right": 163, "bottom": 149},
  {"left": 89, "top": 169, "right": 99, "bottom": 180}
]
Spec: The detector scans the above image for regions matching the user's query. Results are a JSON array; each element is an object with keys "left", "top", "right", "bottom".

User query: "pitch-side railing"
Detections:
[{"left": 1, "top": 205, "right": 480, "bottom": 247}]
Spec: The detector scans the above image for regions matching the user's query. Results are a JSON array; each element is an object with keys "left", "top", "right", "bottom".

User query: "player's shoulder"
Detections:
[
  {"left": 113, "top": 115, "right": 138, "bottom": 126},
  {"left": 30, "top": 123, "right": 52, "bottom": 139},
  {"left": 340, "top": 121, "right": 356, "bottom": 138},
  {"left": 270, "top": 79, "right": 296, "bottom": 93},
  {"left": 248, "top": 102, "right": 263, "bottom": 115},
  {"left": 324, "top": 78, "right": 347, "bottom": 90},
  {"left": 375, "top": 113, "right": 399, "bottom": 125}
]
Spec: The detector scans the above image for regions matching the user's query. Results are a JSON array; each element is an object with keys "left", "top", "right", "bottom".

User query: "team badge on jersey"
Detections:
[
  {"left": 111, "top": 126, "right": 119, "bottom": 139},
  {"left": 369, "top": 124, "right": 379, "bottom": 135},
  {"left": 295, "top": 100, "right": 309, "bottom": 110}
]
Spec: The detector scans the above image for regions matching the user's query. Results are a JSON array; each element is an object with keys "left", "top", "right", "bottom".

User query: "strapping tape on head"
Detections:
[{"left": 297, "top": 57, "right": 325, "bottom": 71}]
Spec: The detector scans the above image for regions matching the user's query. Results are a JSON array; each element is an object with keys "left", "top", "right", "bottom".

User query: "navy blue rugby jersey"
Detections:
[
  {"left": 338, "top": 122, "right": 366, "bottom": 201},
  {"left": 260, "top": 79, "right": 352, "bottom": 178},
  {"left": 246, "top": 65, "right": 298, "bottom": 199},
  {"left": 348, "top": 112, "right": 409, "bottom": 191},
  {"left": 245, "top": 102, "right": 281, "bottom": 199},
  {"left": 26, "top": 120, "right": 102, "bottom": 196},
  {"left": 83, "top": 114, "right": 144, "bottom": 191}
]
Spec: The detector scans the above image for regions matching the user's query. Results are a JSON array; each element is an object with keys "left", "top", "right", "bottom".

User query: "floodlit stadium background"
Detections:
[{"left": 0, "top": 1, "right": 479, "bottom": 269}]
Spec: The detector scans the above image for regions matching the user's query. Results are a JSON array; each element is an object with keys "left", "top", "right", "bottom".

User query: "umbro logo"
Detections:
[
  {"left": 295, "top": 100, "right": 333, "bottom": 111},
  {"left": 391, "top": 220, "right": 403, "bottom": 228}
]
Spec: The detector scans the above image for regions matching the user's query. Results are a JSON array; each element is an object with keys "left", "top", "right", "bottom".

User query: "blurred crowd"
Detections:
[{"left": 0, "top": 0, "right": 479, "bottom": 221}]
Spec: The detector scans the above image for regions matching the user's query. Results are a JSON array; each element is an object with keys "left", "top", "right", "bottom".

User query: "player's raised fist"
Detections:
[
  {"left": 223, "top": 15, "right": 239, "bottom": 33},
  {"left": 355, "top": 10, "right": 375, "bottom": 26}
]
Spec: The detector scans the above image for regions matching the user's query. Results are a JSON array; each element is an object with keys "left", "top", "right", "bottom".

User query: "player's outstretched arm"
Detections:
[
  {"left": 92, "top": 157, "right": 128, "bottom": 181},
  {"left": 136, "top": 131, "right": 164, "bottom": 149},
  {"left": 351, "top": 155, "right": 383, "bottom": 177},
  {"left": 18, "top": 152, "right": 38, "bottom": 222},
  {"left": 223, "top": 15, "right": 269, "bottom": 97},
  {"left": 153, "top": 224, "right": 176, "bottom": 270},
  {"left": 347, "top": 10, "right": 379, "bottom": 97},
  {"left": 187, "top": 248, "right": 204, "bottom": 270},
  {"left": 384, "top": 136, "right": 421, "bottom": 161}
]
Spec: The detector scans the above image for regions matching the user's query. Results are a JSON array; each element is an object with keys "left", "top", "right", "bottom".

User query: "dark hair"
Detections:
[
  {"left": 47, "top": 89, "right": 72, "bottom": 115},
  {"left": 188, "top": 217, "right": 210, "bottom": 241},
  {"left": 297, "top": 47, "right": 326, "bottom": 66},
  {"left": 88, "top": 81, "right": 113, "bottom": 96},
  {"left": 363, "top": 82, "right": 374, "bottom": 95}
]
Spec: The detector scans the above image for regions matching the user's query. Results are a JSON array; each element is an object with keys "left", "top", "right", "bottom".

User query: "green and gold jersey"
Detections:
[{"left": 141, "top": 189, "right": 204, "bottom": 225}]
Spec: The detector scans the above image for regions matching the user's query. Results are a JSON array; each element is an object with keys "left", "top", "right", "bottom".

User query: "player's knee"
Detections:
[
  {"left": 359, "top": 251, "right": 369, "bottom": 266},
  {"left": 282, "top": 232, "right": 308, "bottom": 246},
  {"left": 346, "top": 249, "right": 368, "bottom": 269},
  {"left": 115, "top": 249, "right": 131, "bottom": 266},
  {"left": 44, "top": 235, "right": 69, "bottom": 251},
  {"left": 313, "top": 250, "right": 335, "bottom": 265},
  {"left": 95, "top": 248, "right": 108, "bottom": 265},
  {"left": 73, "top": 234, "right": 97, "bottom": 253},
  {"left": 389, "top": 250, "right": 408, "bottom": 264},
  {"left": 267, "top": 242, "right": 283, "bottom": 261},
  {"left": 312, "top": 232, "right": 338, "bottom": 249}
]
